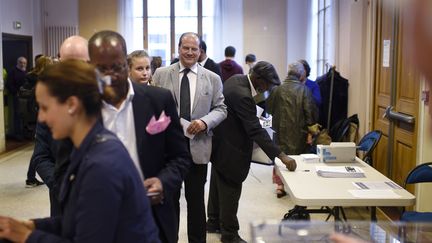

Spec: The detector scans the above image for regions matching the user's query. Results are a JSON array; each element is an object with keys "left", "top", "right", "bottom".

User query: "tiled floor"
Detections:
[{"left": 0, "top": 144, "right": 373, "bottom": 242}]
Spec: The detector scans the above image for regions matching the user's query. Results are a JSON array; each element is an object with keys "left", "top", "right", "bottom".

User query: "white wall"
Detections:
[
  {"left": 0, "top": 0, "right": 78, "bottom": 152},
  {"left": 213, "top": 0, "right": 243, "bottom": 64},
  {"left": 416, "top": 80, "right": 432, "bottom": 212},
  {"left": 44, "top": 0, "right": 78, "bottom": 26},
  {"left": 337, "top": 0, "right": 369, "bottom": 137},
  {"left": 1, "top": 0, "right": 34, "bottom": 35},
  {"left": 243, "top": 0, "right": 287, "bottom": 77},
  {"left": 286, "top": 0, "right": 310, "bottom": 71}
]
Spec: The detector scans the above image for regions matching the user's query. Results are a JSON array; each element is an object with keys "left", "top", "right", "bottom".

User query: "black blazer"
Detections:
[
  {"left": 210, "top": 75, "right": 280, "bottom": 184},
  {"left": 132, "top": 82, "right": 192, "bottom": 243},
  {"left": 203, "top": 57, "right": 221, "bottom": 77}
]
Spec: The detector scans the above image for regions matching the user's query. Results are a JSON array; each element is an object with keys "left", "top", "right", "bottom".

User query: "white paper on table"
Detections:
[
  {"left": 301, "top": 154, "right": 320, "bottom": 163},
  {"left": 348, "top": 189, "right": 401, "bottom": 199},
  {"left": 256, "top": 105, "right": 264, "bottom": 118},
  {"left": 180, "top": 118, "right": 195, "bottom": 139},
  {"left": 316, "top": 166, "right": 365, "bottom": 178},
  {"left": 353, "top": 181, "right": 402, "bottom": 190}
]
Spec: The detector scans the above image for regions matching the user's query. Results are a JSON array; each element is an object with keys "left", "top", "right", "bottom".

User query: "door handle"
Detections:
[{"left": 384, "top": 106, "right": 415, "bottom": 124}]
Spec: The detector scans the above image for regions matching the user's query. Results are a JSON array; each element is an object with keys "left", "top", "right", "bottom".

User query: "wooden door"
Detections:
[{"left": 373, "top": 0, "right": 419, "bottom": 191}]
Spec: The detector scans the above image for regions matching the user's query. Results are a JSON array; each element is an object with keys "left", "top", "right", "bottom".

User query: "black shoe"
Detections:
[
  {"left": 206, "top": 219, "right": 221, "bottom": 233},
  {"left": 221, "top": 235, "right": 247, "bottom": 243},
  {"left": 25, "top": 179, "right": 44, "bottom": 188}
]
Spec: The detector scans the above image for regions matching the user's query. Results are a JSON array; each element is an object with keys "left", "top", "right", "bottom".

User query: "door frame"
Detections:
[{"left": 2, "top": 33, "right": 34, "bottom": 70}]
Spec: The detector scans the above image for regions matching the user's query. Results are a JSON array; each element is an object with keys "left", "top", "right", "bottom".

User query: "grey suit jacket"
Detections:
[{"left": 153, "top": 63, "right": 227, "bottom": 164}]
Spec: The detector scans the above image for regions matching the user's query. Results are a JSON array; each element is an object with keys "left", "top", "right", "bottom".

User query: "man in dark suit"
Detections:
[
  {"left": 88, "top": 30, "right": 192, "bottom": 243},
  {"left": 6, "top": 56, "right": 28, "bottom": 141},
  {"left": 198, "top": 39, "right": 221, "bottom": 77},
  {"left": 207, "top": 61, "right": 297, "bottom": 243}
]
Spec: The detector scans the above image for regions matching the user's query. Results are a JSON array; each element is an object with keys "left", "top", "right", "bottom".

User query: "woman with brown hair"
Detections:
[{"left": 0, "top": 60, "right": 160, "bottom": 243}]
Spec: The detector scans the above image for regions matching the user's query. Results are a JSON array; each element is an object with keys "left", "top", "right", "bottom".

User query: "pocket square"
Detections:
[{"left": 146, "top": 111, "right": 171, "bottom": 135}]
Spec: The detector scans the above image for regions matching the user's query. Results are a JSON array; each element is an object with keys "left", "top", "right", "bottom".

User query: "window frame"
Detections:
[{"left": 142, "top": 0, "right": 203, "bottom": 61}]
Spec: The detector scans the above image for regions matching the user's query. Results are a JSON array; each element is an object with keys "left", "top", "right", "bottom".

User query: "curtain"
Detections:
[{"left": 118, "top": 0, "right": 137, "bottom": 53}]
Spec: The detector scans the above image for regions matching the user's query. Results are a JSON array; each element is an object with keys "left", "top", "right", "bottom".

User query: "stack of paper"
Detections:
[
  {"left": 316, "top": 166, "right": 365, "bottom": 178},
  {"left": 300, "top": 154, "right": 320, "bottom": 163}
]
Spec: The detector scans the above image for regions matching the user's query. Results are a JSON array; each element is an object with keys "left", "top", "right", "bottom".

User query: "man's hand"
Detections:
[
  {"left": 20, "top": 220, "right": 35, "bottom": 231},
  {"left": 278, "top": 153, "right": 297, "bottom": 171},
  {"left": 0, "top": 216, "right": 32, "bottom": 243},
  {"left": 143, "top": 177, "right": 164, "bottom": 205},
  {"left": 187, "top": 119, "right": 207, "bottom": 135},
  {"left": 307, "top": 133, "right": 313, "bottom": 145}
]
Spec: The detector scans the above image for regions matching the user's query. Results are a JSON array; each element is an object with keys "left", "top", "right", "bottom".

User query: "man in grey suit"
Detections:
[{"left": 153, "top": 32, "right": 227, "bottom": 243}]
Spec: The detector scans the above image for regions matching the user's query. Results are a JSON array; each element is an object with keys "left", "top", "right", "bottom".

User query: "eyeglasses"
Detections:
[{"left": 96, "top": 63, "right": 128, "bottom": 74}]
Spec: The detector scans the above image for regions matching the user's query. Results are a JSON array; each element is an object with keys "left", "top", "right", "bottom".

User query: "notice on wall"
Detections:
[{"left": 382, "top": 40, "right": 391, "bottom": 67}]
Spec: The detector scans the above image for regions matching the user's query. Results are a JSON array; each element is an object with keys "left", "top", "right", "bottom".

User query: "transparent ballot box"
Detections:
[{"left": 250, "top": 220, "right": 432, "bottom": 243}]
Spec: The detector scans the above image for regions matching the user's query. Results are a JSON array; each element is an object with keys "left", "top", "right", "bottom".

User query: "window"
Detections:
[
  {"left": 132, "top": 0, "right": 217, "bottom": 66},
  {"left": 311, "top": 0, "right": 336, "bottom": 79}
]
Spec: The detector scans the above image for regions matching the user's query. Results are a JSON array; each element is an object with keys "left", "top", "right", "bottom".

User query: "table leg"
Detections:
[
  {"left": 334, "top": 207, "right": 341, "bottom": 221},
  {"left": 371, "top": 206, "right": 377, "bottom": 221}
]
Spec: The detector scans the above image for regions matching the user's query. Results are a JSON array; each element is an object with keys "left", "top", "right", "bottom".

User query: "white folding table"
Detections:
[{"left": 275, "top": 156, "right": 416, "bottom": 221}]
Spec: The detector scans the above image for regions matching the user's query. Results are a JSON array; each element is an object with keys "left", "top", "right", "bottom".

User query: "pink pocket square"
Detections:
[{"left": 146, "top": 111, "right": 171, "bottom": 135}]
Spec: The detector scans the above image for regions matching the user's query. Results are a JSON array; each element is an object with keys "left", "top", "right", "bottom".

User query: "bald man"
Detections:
[
  {"left": 30, "top": 36, "right": 91, "bottom": 216},
  {"left": 59, "top": 35, "right": 89, "bottom": 61}
]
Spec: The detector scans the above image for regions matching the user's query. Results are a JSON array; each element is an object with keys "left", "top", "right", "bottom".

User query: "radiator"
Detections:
[{"left": 45, "top": 26, "right": 78, "bottom": 57}]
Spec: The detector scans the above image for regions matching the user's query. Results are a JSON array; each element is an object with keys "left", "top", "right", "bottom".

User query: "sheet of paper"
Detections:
[
  {"left": 349, "top": 189, "right": 401, "bottom": 199},
  {"left": 316, "top": 166, "right": 364, "bottom": 173},
  {"left": 382, "top": 40, "right": 391, "bottom": 67},
  {"left": 256, "top": 105, "right": 264, "bottom": 118},
  {"left": 300, "top": 154, "right": 320, "bottom": 163},
  {"left": 353, "top": 181, "right": 402, "bottom": 190},
  {"left": 316, "top": 166, "right": 365, "bottom": 178},
  {"left": 180, "top": 118, "right": 195, "bottom": 139}
]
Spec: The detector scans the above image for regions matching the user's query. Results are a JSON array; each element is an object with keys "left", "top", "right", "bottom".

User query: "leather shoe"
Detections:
[
  {"left": 276, "top": 189, "right": 287, "bottom": 198},
  {"left": 221, "top": 235, "right": 247, "bottom": 243}
]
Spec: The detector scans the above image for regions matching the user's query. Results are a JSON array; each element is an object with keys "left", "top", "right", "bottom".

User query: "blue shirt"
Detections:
[{"left": 305, "top": 78, "right": 322, "bottom": 107}]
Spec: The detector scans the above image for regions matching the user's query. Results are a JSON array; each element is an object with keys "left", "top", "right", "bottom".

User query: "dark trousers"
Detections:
[
  {"left": 12, "top": 95, "right": 23, "bottom": 138},
  {"left": 26, "top": 157, "right": 38, "bottom": 180},
  {"left": 174, "top": 163, "right": 208, "bottom": 243},
  {"left": 207, "top": 167, "right": 242, "bottom": 239}
]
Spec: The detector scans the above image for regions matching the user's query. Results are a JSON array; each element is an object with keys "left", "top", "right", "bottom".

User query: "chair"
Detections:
[
  {"left": 329, "top": 114, "right": 359, "bottom": 142},
  {"left": 400, "top": 162, "right": 432, "bottom": 222},
  {"left": 356, "top": 130, "right": 382, "bottom": 166}
]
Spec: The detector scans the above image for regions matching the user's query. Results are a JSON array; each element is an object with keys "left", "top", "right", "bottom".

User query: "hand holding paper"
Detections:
[
  {"left": 146, "top": 111, "right": 171, "bottom": 135},
  {"left": 180, "top": 118, "right": 196, "bottom": 139}
]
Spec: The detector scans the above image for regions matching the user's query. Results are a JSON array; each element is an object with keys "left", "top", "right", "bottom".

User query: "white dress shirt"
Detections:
[
  {"left": 179, "top": 62, "right": 198, "bottom": 112},
  {"left": 101, "top": 79, "right": 144, "bottom": 180},
  {"left": 199, "top": 57, "right": 208, "bottom": 67},
  {"left": 247, "top": 74, "right": 258, "bottom": 97}
]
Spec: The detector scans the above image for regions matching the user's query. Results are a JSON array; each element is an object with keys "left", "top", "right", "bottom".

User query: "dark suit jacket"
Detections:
[
  {"left": 211, "top": 75, "right": 281, "bottom": 184},
  {"left": 32, "top": 122, "right": 73, "bottom": 216},
  {"left": 131, "top": 82, "right": 192, "bottom": 243},
  {"left": 29, "top": 122, "right": 160, "bottom": 243},
  {"left": 203, "top": 57, "right": 221, "bottom": 77}
]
